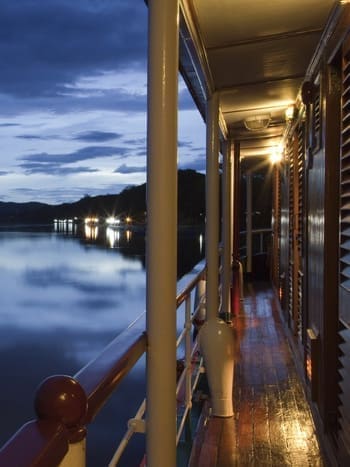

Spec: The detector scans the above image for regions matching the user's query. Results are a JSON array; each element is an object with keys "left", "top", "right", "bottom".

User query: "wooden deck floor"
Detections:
[{"left": 189, "top": 283, "right": 326, "bottom": 467}]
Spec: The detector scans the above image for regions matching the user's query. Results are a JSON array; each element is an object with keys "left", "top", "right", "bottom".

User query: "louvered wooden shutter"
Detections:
[
  {"left": 288, "top": 141, "right": 295, "bottom": 324},
  {"left": 272, "top": 165, "right": 281, "bottom": 289},
  {"left": 296, "top": 123, "right": 305, "bottom": 340},
  {"left": 340, "top": 43, "right": 350, "bottom": 325},
  {"left": 312, "top": 81, "right": 321, "bottom": 151},
  {"left": 338, "top": 35, "right": 350, "bottom": 460}
]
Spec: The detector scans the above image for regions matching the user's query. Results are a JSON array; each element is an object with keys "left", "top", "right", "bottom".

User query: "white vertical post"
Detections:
[
  {"left": 59, "top": 441, "right": 86, "bottom": 467},
  {"left": 246, "top": 170, "right": 253, "bottom": 274},
  {"left": 232, "top": 141, "right": 240, "bottom": 260},
  {"left": 185, "top": 296, "right": 192, "bottom": 409},
  {"left": 146, "top": 0, "right": 179, "bottom": 466},
  {"left": 205, "top": 92, "right": 220, "bottom": 320},
  {"left": 200, "top": 121, "right": 235, "bottom": 419},
  {"left": 221, "top": 140, "right": 233, "bottom": 318},
  {"left": 231, "top": 143, "right": 235, "bottom": 260}
]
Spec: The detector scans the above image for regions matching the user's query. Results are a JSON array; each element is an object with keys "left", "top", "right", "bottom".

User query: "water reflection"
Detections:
[
  {"left": 106, "top": 227, "right": 120, "bottom": 247},
  {"left": 84, "top": 223, "right": 99, "bottom": 240},
  {"left": 0, "top": 228, "right": 147, "bottom": 465},
  {"left": 53, "top": 218, "right": 78, "bottom": 235},
  {"left": 199, "top": 233, "right": 203, "bottom": 255},
  {"left": 0, "top": 225, "right": 204, "bottom": 466}
]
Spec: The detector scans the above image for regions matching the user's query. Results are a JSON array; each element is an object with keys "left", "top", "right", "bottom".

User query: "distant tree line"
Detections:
[{"left": 0, "top": 169, "right": 205, "bottom": 225}]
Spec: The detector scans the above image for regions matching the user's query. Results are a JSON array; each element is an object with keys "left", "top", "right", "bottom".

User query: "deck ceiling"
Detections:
[{"left": 180, "top": 0, "right": 339, "bottom": 158}]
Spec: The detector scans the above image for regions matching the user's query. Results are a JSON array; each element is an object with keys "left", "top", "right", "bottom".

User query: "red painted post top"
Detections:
[
  {"left": 35, "top": 375, "right": 88, "bottom": 442},
  {"left": 0, "top": 375, "right": 88, "bottom": 467}
]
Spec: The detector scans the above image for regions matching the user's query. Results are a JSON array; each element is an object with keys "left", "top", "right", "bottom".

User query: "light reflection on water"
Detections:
[
  {"left": 0, "top": 225, "right": 204, "bottom": 466},
  {"left": 84, "top": 223, "right": 98, "bottom": 240}
]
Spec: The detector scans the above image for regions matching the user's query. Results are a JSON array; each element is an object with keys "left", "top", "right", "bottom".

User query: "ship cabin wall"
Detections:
[{"left": 271, "top": 8, "right": 350, "bottom": 464}]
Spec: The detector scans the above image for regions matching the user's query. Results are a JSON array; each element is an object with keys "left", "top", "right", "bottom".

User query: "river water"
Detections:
[{"left": 0, "top": 224, "right": 204, "bottom": 466}]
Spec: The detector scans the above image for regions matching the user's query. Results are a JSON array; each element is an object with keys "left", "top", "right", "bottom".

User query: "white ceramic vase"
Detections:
[{"left": 199, "top": 318, "right": 234, "bottom": 417}]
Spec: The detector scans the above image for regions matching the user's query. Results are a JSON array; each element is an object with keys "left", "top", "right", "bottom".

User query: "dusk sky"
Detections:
[{"left": 0, "top": 0, "right": 206, "bottom": 204}]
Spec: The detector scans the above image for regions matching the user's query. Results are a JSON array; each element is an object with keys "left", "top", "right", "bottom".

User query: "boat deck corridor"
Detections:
[{"left": 189, "top": 283, "right": 326, "bottom": 466}]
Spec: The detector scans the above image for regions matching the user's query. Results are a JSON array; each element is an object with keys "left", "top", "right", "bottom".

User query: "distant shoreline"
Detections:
[{"left": 0, "top": 222, "right": 205, "bottom": 232}]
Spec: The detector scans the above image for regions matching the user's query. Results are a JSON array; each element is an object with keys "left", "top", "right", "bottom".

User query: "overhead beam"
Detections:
[
  {"left": 207, "top": 27, "right": 323, "bottom": 52},
  {"left": 228, "top": 132, "right": 284, "bottom": 142},
  {"left": 219, "top": 74, "right": 303, "bottom": 93},
  {"left": 222, "top": 103, "right": 294, "bottom": 115}
]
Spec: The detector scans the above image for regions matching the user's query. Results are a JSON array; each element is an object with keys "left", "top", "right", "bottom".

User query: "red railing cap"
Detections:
[{"left": 35, "top": 375, "right": 87, "bottom": 438}]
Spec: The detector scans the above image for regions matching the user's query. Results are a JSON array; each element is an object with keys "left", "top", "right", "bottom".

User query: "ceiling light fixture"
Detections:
[
  {"left": 285, "top": 105, "right": 295, "bottom": 121},
  {"left": 269, "top": 144, "right": 284, "bottom": 165},
  {"left": 244, "top": 114, "right": 271, "bottom": 132}
]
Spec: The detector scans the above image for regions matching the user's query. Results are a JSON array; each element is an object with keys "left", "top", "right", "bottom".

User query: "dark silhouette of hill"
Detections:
[{"left": 0, "top": 169, "right": 205, "bottom": 225}]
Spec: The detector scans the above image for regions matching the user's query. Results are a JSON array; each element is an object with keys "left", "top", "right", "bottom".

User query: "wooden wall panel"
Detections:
[
  {"left": 337, "top": 34, "right": 350, "bottom": 462},
  {"left": 307, "top": 124, "right": 324, "bottom": 339},
  {"left": 305, "top": 74, "right": 326, "bottom": 411},
  {"left": 339, "top": 324, "right": 350, "bottom": 462},
  {"left": 340, "top": 40, "right": 350, "bottom": 326},
  {"left": 271, "top": 166, "right": 281, "bottom": 290},
  {"left": 279, "top": 162, "right": 290, "bottom": 317}
]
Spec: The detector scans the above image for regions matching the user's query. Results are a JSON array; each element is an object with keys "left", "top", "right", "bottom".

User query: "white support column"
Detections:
[
  {"left": 221, "top": 140, "right": 233, "bottom": 319},
  {"left": 232, "top": 141, "right": 241, "bottom": 260},
  {"left": 205, "top": 92, "right": 220, "bottom": 320},
  {"left": 146, "top": 1, "right": 179, "bottom": 466},
  {"left": 246, "top": 170, "right": 253, "bottom": 274},
  {"left": 200, "top": 107, "right": 234, "bottom": 418},
  {"left": 59, "top": 441, "right": 86, "bottom": 467},
  {"left": 230, "top": 143, "right": 235, "bottom": 260}
]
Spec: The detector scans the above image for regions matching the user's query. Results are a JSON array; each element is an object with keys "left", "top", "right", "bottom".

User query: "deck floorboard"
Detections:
[{"left": 188, "top": 283, "right": 326, "bottom": 466}]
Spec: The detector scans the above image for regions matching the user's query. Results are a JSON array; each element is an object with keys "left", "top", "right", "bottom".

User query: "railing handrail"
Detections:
[
  {"left": 0, "top": 262, "right": 207, "bottom": 467},
  {"left": 0, "top": 420, "right": 68, "bottom": 467},
  {"left": 176, "top": 265, "right": 206, "bottom": 307},
  {"left": 239, "top": 227, "right": 272, "bottom": 235},
  {"left": 75, "top": 313, "right": 147, "bottom": 423}
]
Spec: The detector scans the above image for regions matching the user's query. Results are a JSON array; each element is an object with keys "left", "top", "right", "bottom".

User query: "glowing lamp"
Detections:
[
  {"left": 243, "top": 114, "right": 271, "bottom": 131},
  {"left": 269, "top": 145, "right": 283, "bottom": 165},
  {"left": 285, "top": 105, "right": 295, "bottom": 121}
]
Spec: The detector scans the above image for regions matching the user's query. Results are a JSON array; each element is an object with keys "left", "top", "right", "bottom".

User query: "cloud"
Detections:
[
  {"left": 123, "top": 137, "right": 146, "bottom": 146},
  {"left": 73, "top": 130, "right": 122, "bottom": 142},
  {"left": 0, "top": 84, "right": 147, "bottom": 116},
  {"left": 0, "top": 2, "right": 205, "bottom": 205},
  {"left": 114, "top": 163, "right": 146, "bottom": 174},
  {"left": 0, "top": 0, "right": 148, "bottom": 99},
  {"left": 19, "top": 145, "right": 126, "bottom": 165},
  {"left": 179, "top": 87, "right": 200, "bottom": 111},
  {"left": 178, "top": 140, "right": 194, "bottom": 149},
  {"left": 19, "top": 161, "right": 98, "bottom": 175},
  {"left": 0, "top": 122, "right": 19, "bottom": 127},
  {"left": 16, "top": 134, "right": 50, "bottom": 140}
]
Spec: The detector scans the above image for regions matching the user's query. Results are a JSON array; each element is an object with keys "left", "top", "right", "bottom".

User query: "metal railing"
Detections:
[
  {"left": 0, "top": 262, "right": 206, "bottom": 467},
  {"left": 239, "top": 227, "right": 272, "bottom": 259}
]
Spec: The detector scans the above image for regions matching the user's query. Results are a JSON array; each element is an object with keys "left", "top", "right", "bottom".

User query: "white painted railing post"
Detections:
[
  {"left": 246, "top": 170, "right": 253, "bottom": 274},
  {"left": 59, "top": 441, "right": 86, "bottom": 467},
  {"left": 222, "top": 139, "right": 233, "bottom": 320},
  {"left": 205, "top": 92, "right": 220, "bottom": 320},
  {"left": 185, "top": 295, "right": 192, "bottom": 409},
  {"left": 146, "top": 0, "right": 179, "bottom": 466}
]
